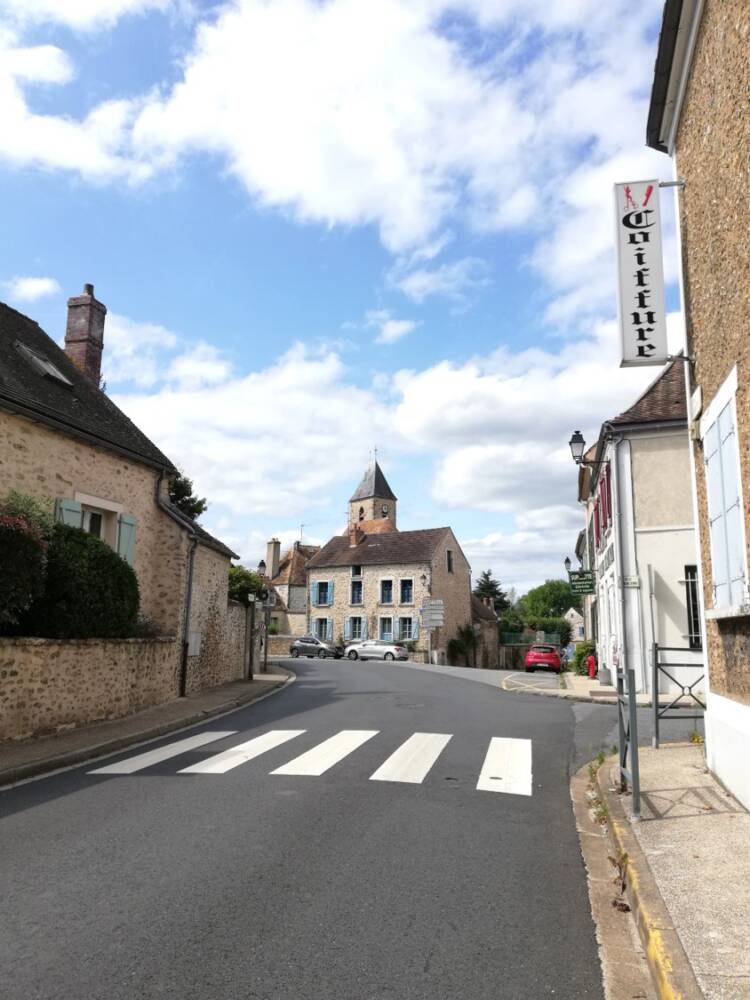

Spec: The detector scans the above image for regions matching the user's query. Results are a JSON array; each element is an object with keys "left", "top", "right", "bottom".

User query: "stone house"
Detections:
[
  {"left": 305, "top": 462, "right": 472, "bottom": 662},
  {"left": 0, "top": 285, "right": 246, "bottom": 739},
  {"left": 574, "top": 362, "right": 700, "bottom": 693},
  {"left": 646, "top": 0, "right": 750, "bottom": 808},
  {"left": 265, "top": 537, "right": 320, "bottom": 635},
  {"left": 564, "top": 607, "right": 585, "bottom": 644}
]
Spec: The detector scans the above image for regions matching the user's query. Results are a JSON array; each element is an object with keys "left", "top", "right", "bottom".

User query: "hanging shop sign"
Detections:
[
  {"left": 569, "top": 570, "right": 596, "bottom": 596},
  {"left": 614, "top": 179, "right": 668, "bottom": 368}
]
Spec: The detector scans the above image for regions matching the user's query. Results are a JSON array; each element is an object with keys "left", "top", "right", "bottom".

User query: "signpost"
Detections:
[
  {"left": 614, "top": 179, "right": 668, "bottom": 367},
  {"left": 569, "top": 570, "right": 596, "bottom": 596},
  {"left": 421, "top": 599, "right": 444, "bottom": 664}
]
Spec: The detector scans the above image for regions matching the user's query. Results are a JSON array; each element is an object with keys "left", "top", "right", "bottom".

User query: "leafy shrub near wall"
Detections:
[
  {"left": 0, "top": 514, "right": 47, "bottom": 628},
  {"left": 572, "top": 640, "right": 596, "bottom": 675},
  {"left": 19, "top": 524, "right": 140, "bottom": 639}
]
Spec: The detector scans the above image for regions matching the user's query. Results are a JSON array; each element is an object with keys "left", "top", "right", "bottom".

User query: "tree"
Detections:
[
  {"left": 515, "top": 579, "right": 580, "bottom": 618},
  {"left": 447, "top": 623, "right": 479, "bottom": 668},
  {"left": 472, "top": 569, "right": 511, "bottom": 613},
  {"left": 228, "top": 564, "right": 264, "bottom": 605},
  {"left": 168, "top": 470, "right": 207, "bottom": 522}
]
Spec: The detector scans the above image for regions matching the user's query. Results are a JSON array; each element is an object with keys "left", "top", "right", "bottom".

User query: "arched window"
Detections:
[{"left": 358, "top": 506, "right": 364, "bottom": 521}]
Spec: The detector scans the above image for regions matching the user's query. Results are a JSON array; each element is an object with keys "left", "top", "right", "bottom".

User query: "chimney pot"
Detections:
[{"left": 65, "top": 283, "right": 107, "bottom": 385}]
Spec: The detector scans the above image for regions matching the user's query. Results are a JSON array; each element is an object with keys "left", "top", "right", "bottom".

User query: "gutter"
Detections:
[{"left": 646, "top": 0, "right": 705, "bottom": 154}]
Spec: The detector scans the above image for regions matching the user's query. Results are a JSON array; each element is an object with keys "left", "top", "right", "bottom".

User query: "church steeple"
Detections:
[{"left": 349, "top": 461, "right": 397, "bottom": 528}]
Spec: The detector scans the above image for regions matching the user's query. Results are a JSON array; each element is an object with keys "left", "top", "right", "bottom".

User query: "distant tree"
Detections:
[
  {"left": 515, "top": 579, "right": 580, "bottom": 618},
  {"left": 447, "top": 624, "right": 480, "bottom": 668},
  {"left": 168, "top": 470, "right": 207, "bottom": 522},
  {"left": 228, "top": 564, "right": 264, "bottom": 605},
  {"left": 472, "top": 569, "right": 511, "bottom": 613}
]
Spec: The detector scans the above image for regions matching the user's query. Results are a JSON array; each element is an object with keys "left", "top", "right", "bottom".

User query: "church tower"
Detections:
[{"left": 349, "top": 461, "right": 398, "bottom": 529}]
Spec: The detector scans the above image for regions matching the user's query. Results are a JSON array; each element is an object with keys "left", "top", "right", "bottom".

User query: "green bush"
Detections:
[
  {"left": 0, "top": 515, "right": 47, "bottom": 629},
  {"left": 19, "top": 524, "right": 140, "bottom": 639},
  {"left": 572, "top": 640, "right": 596, "bottom": 675}
]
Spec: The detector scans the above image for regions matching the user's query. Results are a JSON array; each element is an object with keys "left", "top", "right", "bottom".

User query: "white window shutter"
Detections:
[
  {"left": 719, "top": 402, "right": 746, "bottom": 604},
  {"left": 704, "top": 420, "right": 729, "bottom": 607},
  {"left": 117, "top": 513, "right": 137, "bottom": 566},
  {"left": 310, "top": 583, "right": 317, "bottom": 607},
  {"left": 326, "top": 618, "right": 333, "bottom": 641},
  {"left": 55, "top": 498, "right": 83, "bottom": 528},
  {"left": 344, "top": 618, "right": 351, "bottom": 640},
  {"left": 412, "top": 617, "right": 419, "bottom": 639},
  {"left": 362, "top": 618, "right": 368, "bottom": 639}
]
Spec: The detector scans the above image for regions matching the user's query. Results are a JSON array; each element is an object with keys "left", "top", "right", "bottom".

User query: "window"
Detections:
[
  {"left": 684, "top": 566, "right": 702, "bottom": 650},
  {"left": 380, "top": 579, "right": 393, "bottom": 604},
  {"left": 350, "top": 616, "right": 362, "bottom": 640},
  {"left": 447, "top": 550, "right": 454, "bottom": 573},
  {"left": 701, "top": 367, "right": 747, "bottom": 609},
  {"left": 351, "top": 565, "right": 362, "bottom": 578},
  {"left": 358, "top": 507, "right": 365, "bottom": 521},
  {"left": 315, "top": 618, "right": 329, "bottom": 640},
  {"left": 399, "top": 579, "right": 413, "bottom": 604},
  {"left": 398, "top": 617, "right": 413, "bottom": 640},
  {"left": 351, "top": 580, "right": 363, "bottom": 605},
  {"left": 314, "top": 581, "right": 333, "bottom": 606},
  {"left": 379, "top": 617, "right": 393, "bottom": 640},
  {"left": 82, "top": 508, "right": 103, "bottom": 539}
]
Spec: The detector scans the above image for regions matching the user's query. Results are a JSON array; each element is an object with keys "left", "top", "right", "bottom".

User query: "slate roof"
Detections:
[
  {"left": 183, "top": 515, "right": 239, "bottom": 560},
  {"left": 471, "top": 594, "right": 498, "bottom": 623},
  {"left": 272, "top": 543, "right": 320, "bottom": 587},
  {"left": 349, "top": 461, "right": 397, "bottom": 502},
  {"left": 610, "top": 359, "right": 686, "bottom": 426},
  {"left": 0, "top": 300, "right": 174, "bottom": 470},
  {"left": 307, "top": 527, "right": 450, "bottom": 569}
]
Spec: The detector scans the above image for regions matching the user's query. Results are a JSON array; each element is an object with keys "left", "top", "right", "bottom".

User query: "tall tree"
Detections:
[
  {"left": 228, "top": 565, "right": 264, "bottom": 604},
  {"left": 168, "top": 470, "right": 207, "bottom": 522},
  {"left": 472, "top": 569, "right": 511, "bottom": 613},
  {"left": 515, "top": 579, "right": 580, "bottom": 618}
]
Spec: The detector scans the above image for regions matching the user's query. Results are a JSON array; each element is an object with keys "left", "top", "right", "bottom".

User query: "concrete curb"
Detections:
[
  {"left": 0, "top": 671, "right": 295, "bottom": 789},
  {"left": 597, "top": 759, "right": 704, "bottom": 1000},
  {"left": 500, "top": 676, "right": 597, "bottom": 703}
]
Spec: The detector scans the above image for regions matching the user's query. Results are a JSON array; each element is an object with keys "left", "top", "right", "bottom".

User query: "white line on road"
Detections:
[
  {"left": 88, "top": 732, "right": 237, "bottom": 775},
  {"left": 178, "top": 730, "right": 306, "bottom": 774},
  {"left": 476, "top": 737, "right": 532, "bottom": 796},
  {"left": 369, "top": 732, "right": 452, "bottom": 784},
  {"left": 270, "top": 730, "right": 379, "bottom": 776}
]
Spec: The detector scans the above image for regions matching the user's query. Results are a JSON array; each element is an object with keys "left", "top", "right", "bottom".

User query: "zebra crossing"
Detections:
[{"left": 88, "top": 729, "right": 533, "bottom": 795}]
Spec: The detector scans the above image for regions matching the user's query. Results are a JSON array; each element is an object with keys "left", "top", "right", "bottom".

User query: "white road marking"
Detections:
[
  {"left": 178, "top": 730, "right": 306, "bottom": 774},
  {"left": 476, "top": 737, "right": 532, "bottom": 796},
  {"left": 88, "top": 732, "right": 237, "bottom": 775},
  {"left": 369, "top": 732, "right": 452, "bottom": 784},
  {"left": 270, "top": 730, "right": 379, "bottom": 776}
]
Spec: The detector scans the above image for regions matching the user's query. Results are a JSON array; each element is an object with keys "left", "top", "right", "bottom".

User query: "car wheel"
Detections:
[
  {"left": 348, "top": 650, "right": 358, "bottom": 660},
  {"left": 317, "top": 649, "right": 327, "bottom": 659},
  {"left": 384, "top": 652, "right": 395, "bottom": 661},
  {"left": 526, "top": 667, "right": 535, "bottom": 673},
  {"left": 290, "top": 648, "right": 299, "bottom": 658}
]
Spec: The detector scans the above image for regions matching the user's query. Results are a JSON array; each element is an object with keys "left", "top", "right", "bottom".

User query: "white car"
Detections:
[{"left": 344, "top": 639, "right": 409, "bottom": 661}]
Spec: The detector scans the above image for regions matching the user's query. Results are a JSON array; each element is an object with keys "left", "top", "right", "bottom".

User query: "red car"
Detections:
[{"left": 524, "top": 644, "right": 562, "bottom": 673}]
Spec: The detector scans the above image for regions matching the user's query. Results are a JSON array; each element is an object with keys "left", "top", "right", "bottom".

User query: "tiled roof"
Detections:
[
  {"left": 349, "top": 461, "right": 397, "bottom": 502},
  {"left": 185, "top": 516, "right": 239, "bottom": 560},
  {"left": 0, "top": 301, "right": 174, "bottom": 469},
  {"left": 471, "top": 594, "right": 498, "bottom": 622},
  {"left": 272, "top": 543, "right": 320, "bottom": 586},
  {"left": 308, "top": 527, "right": 449, "bottom": 569},
  {"left": 611, "top": 359, "right": 686, "bottom": 426}
]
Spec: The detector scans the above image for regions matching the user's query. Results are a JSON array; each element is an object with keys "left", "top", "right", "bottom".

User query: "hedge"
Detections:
[{"left": 0, "top": 515, "right": 47, "bottom": 628}]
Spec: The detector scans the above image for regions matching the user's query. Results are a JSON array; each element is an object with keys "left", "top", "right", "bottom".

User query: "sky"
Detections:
[{"left": 0, "top": 0, "right": 684, "bottom": 594}]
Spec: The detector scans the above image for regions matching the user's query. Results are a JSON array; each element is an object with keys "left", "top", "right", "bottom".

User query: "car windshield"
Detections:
[{"left": 532, "top": 645, "right": 555, "bottom": 653}]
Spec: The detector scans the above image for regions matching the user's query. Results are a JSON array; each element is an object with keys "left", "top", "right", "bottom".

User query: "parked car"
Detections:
[
  {"left": 524, "top": 644, "right": 562, "bottom": 673},
  {"left": 289, "top": 635, "right": 343, "bottom": 659},
  {"left": 344, "top": 639, "right": 409, "bottom": 661}
]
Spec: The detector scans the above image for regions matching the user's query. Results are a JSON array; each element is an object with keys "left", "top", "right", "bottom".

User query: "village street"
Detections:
[{"left": 1, "top": 658, "right": 697, "bottom": 1000}]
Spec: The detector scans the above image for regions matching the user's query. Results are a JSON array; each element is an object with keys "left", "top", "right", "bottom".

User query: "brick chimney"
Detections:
[
  {"left": 64, "top": 283, "right": 106, "bottom": 385},
  {"left": 266, "top": 538, "right": 280, "bottom": 580},
  {"left": 349, "top": 524, "right": 364, "bottom": 548}
]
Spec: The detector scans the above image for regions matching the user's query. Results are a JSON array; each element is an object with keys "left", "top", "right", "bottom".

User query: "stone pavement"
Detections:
[
  {"left": 601, "top": 743, "right": 750, "bottom": 999},
  {"left": 0, "top": 671, "right": 292, "bottom": 787}
]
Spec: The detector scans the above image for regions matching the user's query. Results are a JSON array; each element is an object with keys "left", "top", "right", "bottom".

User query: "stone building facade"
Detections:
[
  {"left": 266, "top": 538, "right": 320, "bottom": 636},
  {"left": 306, "top": 462, "right": 472, "bottom": 662},
  {"left": 647, "top": 0, "right": 750, "bottom": 807}
]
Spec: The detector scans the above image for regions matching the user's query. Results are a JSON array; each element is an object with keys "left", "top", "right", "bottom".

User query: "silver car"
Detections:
[
  {"left": 344, "top": 639, "right": 409, "bottom": 661},
  {"left": 289, "top": 635, "right": 343, "bottom": 659}
]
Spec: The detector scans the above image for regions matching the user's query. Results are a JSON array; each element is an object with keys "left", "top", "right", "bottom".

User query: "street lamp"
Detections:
[
  {"left": 569, "top": 430, "right": 586, "bottom": 465},
  {"left": 257, "top": 558, "right": 266, "bottom": 576},
  {"left": 564, "top": 556, "right": 572, "bottom": 575}
]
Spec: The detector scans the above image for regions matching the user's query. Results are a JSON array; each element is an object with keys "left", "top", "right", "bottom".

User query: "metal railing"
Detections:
[
  {"left": 652, "top": 643, "right": 705, "bottom": 749},
  {"left": 617, "top": 667, "right": 641, "bottom": 819}
]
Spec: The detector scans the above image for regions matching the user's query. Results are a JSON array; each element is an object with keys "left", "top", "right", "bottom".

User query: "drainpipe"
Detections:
[{"left": 155, "top": 470, "right": 199, "bottom": 698}]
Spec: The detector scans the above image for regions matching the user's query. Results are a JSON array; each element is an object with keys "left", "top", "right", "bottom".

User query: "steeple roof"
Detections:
[{"left": 349, "top": 460, "right": 397, "bottom": 502}]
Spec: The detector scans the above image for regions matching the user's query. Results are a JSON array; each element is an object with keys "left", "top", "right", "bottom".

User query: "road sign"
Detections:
[
  {"left": 421, "top": 612, "right": 444, "bottom": 628},
  {"left": 569, "top": 570, "right": 595, "bottom": 596},
  {"left": 421, "top": 599, "right": 444, "bottom": 610}
]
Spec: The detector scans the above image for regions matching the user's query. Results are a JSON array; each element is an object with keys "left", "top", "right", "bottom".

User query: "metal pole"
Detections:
[
  {"left": 628, "top": 667, "right": 641, "bottom": 820},
  {"left": 246, "top": 598, "right": 256, "bottom": 681},
  {"left": 652, "top": 642, "right": 659, "bottom": 748},
  {"left": 263, "top": 607, "right": 269, "bottom": 674},
  {"left": 617, "top": 669, "right": 627, "bottom": 793}
]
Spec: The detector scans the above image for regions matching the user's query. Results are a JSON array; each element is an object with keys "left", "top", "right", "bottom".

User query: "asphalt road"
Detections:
[{"left": 1, "top": 658, "right": 695, "bottom": 1000}]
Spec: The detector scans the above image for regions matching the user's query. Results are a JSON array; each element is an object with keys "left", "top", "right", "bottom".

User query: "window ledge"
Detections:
[{"left": 705, "top": 605, "right": 750, "bottom": 621}]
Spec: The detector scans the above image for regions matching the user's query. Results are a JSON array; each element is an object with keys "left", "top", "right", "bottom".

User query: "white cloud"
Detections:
[
  {"left": 103, "top": 312, "right": 179, "bottom": 387},
  {"left": 3, "top": 275, "right": 61, "bottom": 301},
  {"left": 166, "top": 342, "right": 232, "bottom": 389},
  {"left": 0, "top": 0, "right": 173, "bottom": 31},
  {"left": 365, "top": 309, "right": 419, "bottom": 345},
  {"left": 391, "top": 257, "right": 491, "bottom": 304}
]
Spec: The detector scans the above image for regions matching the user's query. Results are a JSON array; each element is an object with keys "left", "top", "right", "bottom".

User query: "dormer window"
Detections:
[{"left": 15, "top": 341, "right": 72, "bottom": 387}]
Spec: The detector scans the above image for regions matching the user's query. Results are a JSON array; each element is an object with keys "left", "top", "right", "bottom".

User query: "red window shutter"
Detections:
[
  {"left": 594, "top": 500, "right": 601, "bottom": 547},
  {"left": 605, "top": 468, "right": 612, "bottom": 526}
]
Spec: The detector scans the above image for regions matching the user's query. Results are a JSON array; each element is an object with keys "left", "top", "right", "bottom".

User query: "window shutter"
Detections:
[
  {"left": 605, "top": 468, "right": 612, "bottom": 525},
  {"left": 704, "top": 419, "right": 729, "bottom": 606},
  {"left": 326, "top": 618, "right": 333, "bottom": 641},
  {"left": 311, "top": 583, "right": 317, "bottom": 607},
  {"left": 117, "top": 513, "right": 137, "bottom": 566},
  {"left": 344, "top": 618, "right": 351, "bottom": 640},
  {"left": 55, "top": 498, "right": 83, "bottom": 528},
  {"left": 412, "top": 617, "right": 420, "bottom": 640},
  {"left": 329, "top": 581, "right": 334, "bottom": 605},
  {"left": 362, "top": 618, "right": 368, "bottom": 639},
  {"left": 719, "top": 402, "right": 746, "bottom": 605},
  {"left": 593, "top": 501, "right": 601, "bottom": 548}
]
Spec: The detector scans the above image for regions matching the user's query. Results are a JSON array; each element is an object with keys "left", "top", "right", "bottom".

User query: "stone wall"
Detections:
[
  {"left": 476, "top": 620, "right": 501, "bottom": 669},
  {"left": 0, "top": 411, "right": 186, "bottom": 633},
  {"left": 185, "top": 545, "right": 246, "bottom": 692},
  {"left": 676, "top": 0, "right": 750, "bottom": 704},
  {"left": 428, "top": 530, "right": 473, "bottom": 658},
  {"left": 0, "top": 637, "right": 180, "bottom": 741}
]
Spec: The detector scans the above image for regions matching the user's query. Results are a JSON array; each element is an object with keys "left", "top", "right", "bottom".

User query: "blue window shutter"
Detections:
[
  {"left": 326, "top": 618, "right": 333, "bottom": 641},
  {"left": 329, "top": 581, "right": 335, "bottom": 605},
  {"left": 344, "top": 617, "right": 351, "bottom": 640},
  {"left": 362, "top": 618, "right": 368, "bottom": 639},
  {"left": 55, "top": 498, "right": 82, "bottom": 528},
  {"left": 311, "top": 583, "right": 317, "bottom": 607},
  {"left": 412, "top": 617, "right": 420, "bottom": 640},
  {"left": 117, "top": 513, "right": 137, "bottom": 566}
]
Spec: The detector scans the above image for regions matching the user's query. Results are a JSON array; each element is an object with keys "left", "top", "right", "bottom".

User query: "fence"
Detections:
[
  {"left": 501, "top": 633, "right": 561, "bottom": 646},
  {"left": 652, "top": 643, "right": 705, "bottom": 749}
]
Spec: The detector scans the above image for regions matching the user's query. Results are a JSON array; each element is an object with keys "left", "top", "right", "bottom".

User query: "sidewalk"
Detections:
[
  {"left": 599, "top": 743, "right": 750, "bottom": 999},
  {"left": 0, "top": 670, "right": 292, "bottom": 787}
]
